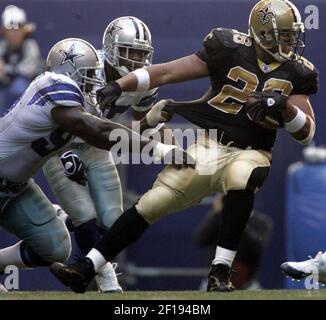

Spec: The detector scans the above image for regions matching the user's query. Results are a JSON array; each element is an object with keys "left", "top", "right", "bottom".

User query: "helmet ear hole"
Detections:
[{"left": 260, "top": 31, "right": 273, "bottom": 42}]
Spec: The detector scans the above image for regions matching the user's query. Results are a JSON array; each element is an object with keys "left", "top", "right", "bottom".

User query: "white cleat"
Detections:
[
  {"left": 0, "top": 283, "right": 8, "bottom": 293},
  {"left": 95, "top": 262, "right": 122, "bottom": 293},
  {"left": 281, "top": 251, "right": 326, "bottom": 283}
]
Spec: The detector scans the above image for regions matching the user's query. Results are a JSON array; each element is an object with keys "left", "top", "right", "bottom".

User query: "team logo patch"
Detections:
[
  {"left": 257, "top": 6, "right": 276, "bottom": 25},
  {"left": 59, "top": 44, "right": 84, "bottom": 68},
  {"left": 267, "top": 98, "right": 275, "bottom": 107}
]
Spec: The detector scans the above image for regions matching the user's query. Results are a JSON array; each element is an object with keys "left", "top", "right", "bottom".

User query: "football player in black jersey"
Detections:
[{"left": 50, "top": 0, "right": 319, "bottom": 292}]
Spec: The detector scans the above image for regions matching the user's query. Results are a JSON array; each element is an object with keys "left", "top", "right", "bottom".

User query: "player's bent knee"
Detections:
[
  {"left": 43, "top": 226, "right": 72, "bottom": 263},
  {"left": 47, "top": 236, "right": 71, "bottom": 263},
  {"left": 136, "top": 186, "right": 180, "bottom": 225},
  {"left": 225, "top": 163, "right": 269, "bottom": 192},
  {"left": 245, "top": 166, "right": 270, "bottom": 192}
]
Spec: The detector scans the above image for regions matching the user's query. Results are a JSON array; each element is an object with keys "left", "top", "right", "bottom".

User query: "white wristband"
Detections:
[
  {"left": 132, "top": 68, "right": 150, "bottom": 91},
  {"left": 153, "top": 142, "right": 178, "bottom": 161},
  {"left": 284, "top": 107, "right": 306, "bottom": 133}
]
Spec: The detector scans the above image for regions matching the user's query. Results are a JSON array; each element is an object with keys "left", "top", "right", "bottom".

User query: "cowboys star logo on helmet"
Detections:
[
  {"left": 107, "top": 24, "right": 123, "bottom": 40},
  {"left": 59, "top": 44, "right": 84, "bottom": 68},
  {"left": 257, "top": 5, "right": 276, "bottom": 24}
]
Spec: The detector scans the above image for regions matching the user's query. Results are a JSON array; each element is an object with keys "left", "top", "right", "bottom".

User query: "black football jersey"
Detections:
[{"left": 172, "top": 28, "right": 319, "bottom": 151}]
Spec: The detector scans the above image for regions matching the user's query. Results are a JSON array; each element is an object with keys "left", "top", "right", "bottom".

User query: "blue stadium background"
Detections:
[{"left": 0, "top": 0, "right": 325, "bottom": 291}]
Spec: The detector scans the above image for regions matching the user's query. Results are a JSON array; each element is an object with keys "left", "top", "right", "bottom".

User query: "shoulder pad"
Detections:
[
  {"left": 295, "top": 56, "right": 317, "bottom": 76},
  {"left": 292, "top": 57, "right": 319, "bottom": 95},
  {"left": 203, "top": 28, "right": 251, "bottom": 51},
  {"left": 49, "top": 72, "right": 81, "bottom": 89},
  {"left": 36, "top": 72, "right": 84, "bottom": 106}
]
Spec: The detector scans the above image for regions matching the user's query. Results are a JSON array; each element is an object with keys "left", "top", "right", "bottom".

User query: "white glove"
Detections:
[
  {"left": 152, "top": 142, "right": 196, "bottom": 168},
  {"left": 153, "top": 142, "right": 178, "bottom": 161},
  {"left": 146, "top": 100, "right": 168, "bottom": 127}
]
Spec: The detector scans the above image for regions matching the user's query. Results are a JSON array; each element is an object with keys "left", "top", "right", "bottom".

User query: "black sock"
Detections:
[
  {"left": 95, "top": 205, "right": 149, "bottom": 261},
  {"left": 20, "top": 241, "right": 51, "bottom": 267},
  {"left": 97, "top": 225, "right": 107, "bottom": 237},
  {"left": 217, "top": 190, "right": 254, "bottom": 251},
  {"left": 74, "top": 219, "right": 100, "bottom": 255},
  {"left": 65, "top": 216, "right": 75, "bottom": 232}
]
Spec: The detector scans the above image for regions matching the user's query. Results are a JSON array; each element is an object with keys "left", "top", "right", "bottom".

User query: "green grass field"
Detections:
[{"left": 0, "top": 290, "right": 326, "bottom": 300}]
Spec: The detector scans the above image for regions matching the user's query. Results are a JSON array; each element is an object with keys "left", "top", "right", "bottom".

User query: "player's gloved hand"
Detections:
[
  {"left": 248, "top": 90, "right": 288, "bottom": 113},
  {"left": 96, "top": 81, "right": 122, "bottom": 110},
  {"left": 60, "top": 151, "right": 87, "bottom": 186},
  {"left": 153, "top": 142, "right": 196, "bottom": 169},
  {"left": 145, "top": 99, "right": 174, "bottom": 127}
]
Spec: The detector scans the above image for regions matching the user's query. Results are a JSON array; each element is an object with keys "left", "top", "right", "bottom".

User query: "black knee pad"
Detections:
[{"left": 246, "top": 167, "right": 270, "bottom": 192}]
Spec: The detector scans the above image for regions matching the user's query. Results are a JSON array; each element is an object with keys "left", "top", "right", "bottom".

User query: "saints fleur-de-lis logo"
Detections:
[{"left": 257, "top": 6, "right": 276, "bottom": 25}]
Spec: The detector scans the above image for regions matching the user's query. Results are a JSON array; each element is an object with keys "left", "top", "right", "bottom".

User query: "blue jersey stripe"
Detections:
[
  {"left": 136, "top": 89, "right": 159, "bottom": 107},
  {"left": 28, "top": 82, "right": 83, "bottom": 106},
  {"left": 35, "top": 93, "right": 83, "bottom": 107}
]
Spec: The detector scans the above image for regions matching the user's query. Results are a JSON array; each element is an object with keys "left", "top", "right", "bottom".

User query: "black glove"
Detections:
[
  {"left": 249, "top": 90, "right": 288, "bottom": 113},
  {"left": 60, "top": 151, "right": 87, "bottom": 186},
  {"left": 96, "top": 81, "right": 122, "bottom": 110}
]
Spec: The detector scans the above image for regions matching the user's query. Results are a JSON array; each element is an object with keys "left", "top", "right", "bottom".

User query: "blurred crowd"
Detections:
[{"left": 0, "top": 5, "right": 42, "bottom": 116}]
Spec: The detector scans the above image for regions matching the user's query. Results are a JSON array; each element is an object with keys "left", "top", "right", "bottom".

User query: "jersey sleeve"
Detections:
[
  {"left": 196, "top": 28, "right": 242, "bottom": 68},
  {"left": 291, "top": 58, "right": 319, "bottom": 95},
  {"left": 35, "top": 76, "right": 84, "bottom": 118},
  {"left": 131, "top": 88, "right": 159, "bottom": 112}
]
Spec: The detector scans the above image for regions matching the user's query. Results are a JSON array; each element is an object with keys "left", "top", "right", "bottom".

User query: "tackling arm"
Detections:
[
  {"left": 117, "top": 54, "right": 209, "bottom": 91},
  {"left": 133, "top": 103, "right": 178, "bottom": 146},
  {"left": 96, "top": 55, "right": 208, "bottom": 110},
  {"left": 51, "top": 106, "right": 156, "bottom": 151},
  {"left": 51, "top": 106, "right": 194, "bottom": 166}
]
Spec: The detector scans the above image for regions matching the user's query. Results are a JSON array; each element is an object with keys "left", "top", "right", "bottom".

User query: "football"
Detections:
[{"left": 245, "top": 95, "right": 284, "bottom": 130}]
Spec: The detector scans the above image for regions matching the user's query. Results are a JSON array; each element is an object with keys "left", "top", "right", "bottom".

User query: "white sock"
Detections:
[
  {"left": 0, "top": 241, "right": 28, "bottom": 271},
  {"left": 212, "top": 246, "right": 236, "bottom": 267},
  {"left": 98, "top": 261, "right": 115, "bottom": 273},
  {"left": 86, "top": 249, "right": 107, "bottom": 272}
]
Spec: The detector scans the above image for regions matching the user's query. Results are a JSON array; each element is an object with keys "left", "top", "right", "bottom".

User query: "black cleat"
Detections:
[
  {"left": 207, "top": 264, "right": 235, "bottom": 292},
  {"left": 50, "top": 257, "right": 96, "bottom": 293}
]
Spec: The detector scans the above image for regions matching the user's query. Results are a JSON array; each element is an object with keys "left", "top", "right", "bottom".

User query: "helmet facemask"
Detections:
[
  {"left": 70, "top": 66, "right": 105, "bottom": 106},
  {"left": 275, "top": 24, "right": 305, "bottom": 60},
  {"left": 112, "top": 45, "right": 152, "bottom": 74}
]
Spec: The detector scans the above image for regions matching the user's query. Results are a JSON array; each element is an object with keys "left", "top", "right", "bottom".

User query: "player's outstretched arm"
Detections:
[
  {"left": 51, "top": 106, "right": 195, "bottom": 167},
  {"left": 282, "top": 95, "right": 315, "bottom": 145},
  {"left": 118, "top": 54, "right": 209, "bottom": 91},
  {"left": 96, "top": 55, "right": 209, "bottom": 110}
]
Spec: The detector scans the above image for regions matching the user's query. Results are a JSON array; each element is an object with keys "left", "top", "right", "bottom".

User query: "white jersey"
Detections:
[
  {"left": 71, "top": 51, "right": 160, "bottom": 145},
  {"left": 0, "top": 72, "right": 84, "bottom": 183},
  {"left": 97, "top": 50, "right": 159, "bottom": 118}
]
